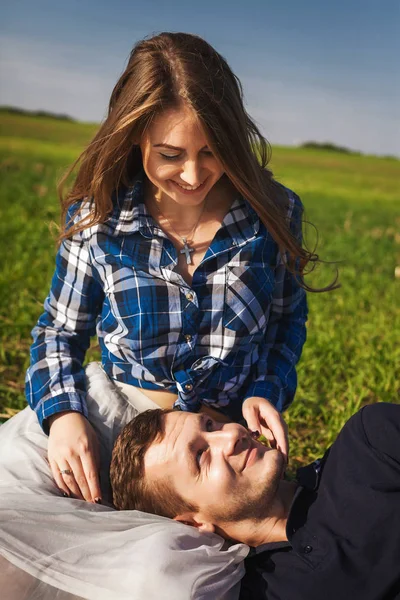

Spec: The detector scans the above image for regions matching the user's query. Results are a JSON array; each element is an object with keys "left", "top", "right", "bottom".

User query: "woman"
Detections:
[{"left": 25, "top": 31, "right": 334, "bottom": 504}]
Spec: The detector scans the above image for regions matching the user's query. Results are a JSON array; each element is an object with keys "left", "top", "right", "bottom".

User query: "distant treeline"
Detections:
[
  {"left": 1, "top": 106, "right": 397, "bottom": 160},
  {"left": 300, "top": 141, "right": 397, "bottom": 160},
  {"left": 300, "top": 141, "right": 357, "bottom": 154},
  {"left": 0, "top": 106, "right": 76, "bottom": 122}
]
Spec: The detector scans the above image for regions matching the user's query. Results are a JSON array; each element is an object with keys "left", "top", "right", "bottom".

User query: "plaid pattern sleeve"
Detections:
[
  {"left": 25, "top": 204, "right": 105, "bottom": 433},
  {"left": 25, "top": 172, "right": 308, "bottom": 430},
  {"left": 243, "top": 192, "right": 308, "bottom": 411}
]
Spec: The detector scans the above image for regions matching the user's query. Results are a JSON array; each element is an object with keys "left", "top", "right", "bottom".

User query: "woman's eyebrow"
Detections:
[{"left": 152, "top": 143, "right": 209, "bottom": 151}]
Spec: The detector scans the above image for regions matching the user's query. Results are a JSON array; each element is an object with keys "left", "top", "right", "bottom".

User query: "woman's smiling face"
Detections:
[{"left": 139, "top": 105, "right": 226, "bottom": 207}]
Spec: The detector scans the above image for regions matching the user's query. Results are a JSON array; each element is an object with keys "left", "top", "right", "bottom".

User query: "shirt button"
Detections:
[
  {"left": 303, "top": 545, "right": 313, "bottom": 554},
  {"left": 186, "top": 292, "right": 194, "bottom": 301},
  {"left": 184, "top": 334, "right": 192, "bottom": 343},
  {"left": 184, "top": 383, "right": 193, "bottom": 392}
]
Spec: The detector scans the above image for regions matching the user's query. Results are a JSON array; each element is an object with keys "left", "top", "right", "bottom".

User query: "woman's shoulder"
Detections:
[
  {"left": 274, "top": 181, "right": 304, "bottom": 219},
  {"left": 68, "top": 173, "right": 144, "bottom": 239},
  {"left": 106, "top": 173, "right": 145, "bottom": 233}
]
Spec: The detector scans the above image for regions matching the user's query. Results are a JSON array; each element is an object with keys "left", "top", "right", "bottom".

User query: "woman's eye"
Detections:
[
  {"left": 160, "top": 151, "right": 213, "bottom": 161},
  {"left": 206, "top": 419, "right": 213, "bottom": 432},
  {"left": 160, "top": 153, "right": 180, "bottom": 160}
]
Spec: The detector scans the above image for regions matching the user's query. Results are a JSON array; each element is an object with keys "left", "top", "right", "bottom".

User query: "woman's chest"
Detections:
[
  {"left": 173, "top": 218, "right": 223, "bottom": 286},
  {"left": 89, "top": 231, "right": 278, "bottom": 340}
]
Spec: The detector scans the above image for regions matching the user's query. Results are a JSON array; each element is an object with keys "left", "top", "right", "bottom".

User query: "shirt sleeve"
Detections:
[
  {"left": 25, "top": 203, "right": 104, "bottom": 433},
  {"left": 243, "top": 191, "right": 308, "bottom": 412}
]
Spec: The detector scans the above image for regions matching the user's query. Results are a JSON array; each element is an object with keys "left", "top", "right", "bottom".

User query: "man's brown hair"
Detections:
[{"left": 110, "top": 408, "right": 198, "bottom": 518}]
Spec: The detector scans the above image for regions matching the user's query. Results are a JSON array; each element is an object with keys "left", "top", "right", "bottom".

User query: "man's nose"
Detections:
[
  {"left": 209, "top": 425, "right": 246, "bottom": 457},
  {"left": 179, "top": 160, "right": 202, "bottom": 186}
]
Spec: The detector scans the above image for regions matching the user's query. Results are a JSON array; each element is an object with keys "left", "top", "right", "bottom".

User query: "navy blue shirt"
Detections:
[{"left": 240, "top": 403, "right": 400, "bottom": 600}]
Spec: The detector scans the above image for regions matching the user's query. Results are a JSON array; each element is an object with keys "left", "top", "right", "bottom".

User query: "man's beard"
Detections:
[{"left": 210, "top": 453, "right": 284, "bottom": 523}]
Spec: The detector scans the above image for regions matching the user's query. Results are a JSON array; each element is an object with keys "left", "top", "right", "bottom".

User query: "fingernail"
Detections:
[{"left": 94, "top": 498, "right": 102, "bottom": 504}]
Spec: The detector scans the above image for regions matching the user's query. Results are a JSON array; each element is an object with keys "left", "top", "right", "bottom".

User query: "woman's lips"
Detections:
[{"left": 170, "top": 179, "right": 207, "bottom": 195}]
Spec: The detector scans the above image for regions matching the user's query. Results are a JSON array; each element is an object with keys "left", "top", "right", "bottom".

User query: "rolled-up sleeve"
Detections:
[
  {"left": 243, "top": 192, "right": 308, "bottom": 412},
  {"left": 25, "top": 204, "right": 104, "bottom": 433}
]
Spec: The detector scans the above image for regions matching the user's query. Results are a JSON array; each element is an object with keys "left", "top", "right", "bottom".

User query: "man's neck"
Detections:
[{"left": 218, "top": 481, "right": 298, "bottom": 547}]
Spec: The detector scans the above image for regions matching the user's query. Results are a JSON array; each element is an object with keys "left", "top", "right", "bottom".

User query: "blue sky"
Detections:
[{"left": 1, "top": 0, "right": 399, "bottom": 156}]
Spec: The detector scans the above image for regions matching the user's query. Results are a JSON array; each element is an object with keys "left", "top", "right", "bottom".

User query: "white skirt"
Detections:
[{"left": 0, "top": 362, "right": 248, "bottom": 600}]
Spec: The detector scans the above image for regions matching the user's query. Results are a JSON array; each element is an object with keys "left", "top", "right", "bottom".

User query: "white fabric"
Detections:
[
  {"left": 112, "top": 377, "right": 162, "bottom": 412},
  {"left": 0, "top": 362, "right": 249, "bottom": 599}
]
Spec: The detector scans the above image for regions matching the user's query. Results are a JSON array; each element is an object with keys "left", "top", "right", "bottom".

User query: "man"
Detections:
[{"left": 110, "top": 403, "right": 400, "bottom": 599}]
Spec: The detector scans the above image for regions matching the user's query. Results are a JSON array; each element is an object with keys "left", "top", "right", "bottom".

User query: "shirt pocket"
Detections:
[
  {"left": 102, "top": 266, "right": 181, "bottom": 352},
  {"left": 223, "top": 265, "right": 274, "bottom": 336}
]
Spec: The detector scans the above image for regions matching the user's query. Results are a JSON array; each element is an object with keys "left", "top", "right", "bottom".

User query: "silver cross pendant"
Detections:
[{"left": 180, "top": 238, "right": 194, "bottom": 265}]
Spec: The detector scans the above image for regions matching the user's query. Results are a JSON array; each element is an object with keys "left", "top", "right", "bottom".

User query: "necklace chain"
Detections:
[
  {"left": 152, "top": 196, "right": 208, "bottom": 265},
  {"left": 154, "top": 199, "right": 207, "bottom": 243}
]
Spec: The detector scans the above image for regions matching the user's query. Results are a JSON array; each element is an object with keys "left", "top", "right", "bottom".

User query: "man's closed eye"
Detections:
[{"left": 196, "top": 418, "right": 214, "bottom": 470}]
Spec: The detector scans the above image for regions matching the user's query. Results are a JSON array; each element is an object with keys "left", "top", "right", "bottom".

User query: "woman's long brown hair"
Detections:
[{"left": 58, "top": 32, "right": 338, "bottom": 292}]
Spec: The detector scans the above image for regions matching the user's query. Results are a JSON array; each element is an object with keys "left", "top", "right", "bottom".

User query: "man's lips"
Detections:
[{"left": 243, "top": 443, "right": 258, "bottom": 470}]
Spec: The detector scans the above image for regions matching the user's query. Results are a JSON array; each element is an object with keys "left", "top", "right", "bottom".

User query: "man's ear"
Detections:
[{"left": 173, "top": 513, "right": 215, "bottom": 534}]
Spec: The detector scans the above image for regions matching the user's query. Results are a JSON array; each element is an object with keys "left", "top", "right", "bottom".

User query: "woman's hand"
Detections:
[
  {"left": 242, "top": 397, "right": 289, "bottom": 464},
  {"left": 48, "top": 411, "right": 102, "bottom": 503}
]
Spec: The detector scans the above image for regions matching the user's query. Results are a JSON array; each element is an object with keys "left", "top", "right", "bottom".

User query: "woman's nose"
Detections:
[{"left": 179, "top": 160, "right": 202, "bottom": 186}]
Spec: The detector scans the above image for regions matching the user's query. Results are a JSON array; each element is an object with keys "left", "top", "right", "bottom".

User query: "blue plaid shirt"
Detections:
[{"left": 25, "top": 171, "right": 308, "bottom": 431}]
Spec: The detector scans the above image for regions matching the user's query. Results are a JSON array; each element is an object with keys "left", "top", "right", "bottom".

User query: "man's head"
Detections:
[{"left": 110, "top": 409, "right": 285, "bottom": 541}]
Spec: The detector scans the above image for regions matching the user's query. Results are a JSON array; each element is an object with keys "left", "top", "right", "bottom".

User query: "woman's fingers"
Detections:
[
  {"left": 243, "top": 397, "right": 289, "bottom": 464},
  {"left": 50, "top": 459, "right": 72, "bottom": 497},
  {"left": 51, "top": 454, "right": 92, "bottom": 501},
  {"left": 66, "top": 456, "right": 96, "bottom": 502},
  {"left": 243, "top": 403, "right": 261, "bottom": 435},
  {"left": 52, "top": 460, "right": 85, "bottom": 499},
  {"left": 47, "top": 412, "right": 102, "bottom": 503},
  {"left": 262, "top": 429, "right": 275, "bottom": 442},
  {"left": 80, "top": 450, "right": 102, "bottom": 503},
  {"left": 60, "top": 460, "right": 86, "bottom": 499},
  {"left": 52, "top": 456, "right": 101, "bottom": 502},
  {"left": 261, "top": 411, "right": 289, "bottom": 463}
]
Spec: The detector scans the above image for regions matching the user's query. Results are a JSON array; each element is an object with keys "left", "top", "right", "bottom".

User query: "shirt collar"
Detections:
[
  {"left": 106, "top": 170, "right": 260, "bottom": 246},
  {"left": 295, "top": 453, "right": 330, "bottom": 492},
  {"left": 250, "top": 451, "right": 331, "bottom": 556},
  {"left": 250, "top": 484, "right": 302, "bottom": 556},
  {"left": 110, "top": 171, "right": 164, "bottom": 239}
]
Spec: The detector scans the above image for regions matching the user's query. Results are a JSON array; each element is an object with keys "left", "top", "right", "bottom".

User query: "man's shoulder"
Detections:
[
  {"left": 334, "top": 402, "right": 400, "bottom": 450},
  {"left": 240, "top": 404, "right": 400, "bottom": 600},
  {"left": 354, "top": 402, "right": 400, "bottom": 461},
  {"left": 302, "top": 402, "right": 400, "bottom": 515}
]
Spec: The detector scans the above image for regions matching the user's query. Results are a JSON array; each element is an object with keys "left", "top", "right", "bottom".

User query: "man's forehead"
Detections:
[{"left": 144, "top": 411, "right": 194, "bottom": 472}]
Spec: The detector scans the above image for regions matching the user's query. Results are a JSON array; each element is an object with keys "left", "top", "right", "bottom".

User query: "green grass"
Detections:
[{"left": 1, "top": 111, "right": 399, "bottom": 473}]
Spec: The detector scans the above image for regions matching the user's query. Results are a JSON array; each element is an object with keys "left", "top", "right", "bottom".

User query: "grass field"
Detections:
[{"left": 0, "top": 110, "right": 399, "bottom": 472}]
